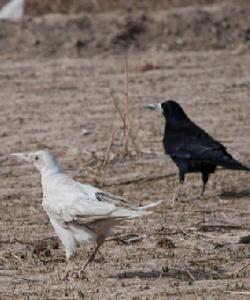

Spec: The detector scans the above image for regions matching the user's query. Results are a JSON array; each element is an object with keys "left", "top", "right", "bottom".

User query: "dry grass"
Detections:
[
  {"left": 0, "top": 48, "right": 249, "bottom": 299},
  {"left": 0, "top": 2, "right": 250, "bottom": 299},
  {"left": 1, "top": 0, "right": 250, "bottom": 15}
]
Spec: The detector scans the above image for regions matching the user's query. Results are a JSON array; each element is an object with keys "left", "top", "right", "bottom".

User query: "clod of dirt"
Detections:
[
  {"left": 32, "top": 237, "right": 59, "bottom": 256},
  {"left": 157, "top": 238, "right": 175, "bottom": 249},
  {"left": 111, "top": 19, "right": 145, "bottom": 49},
  {"left": 239, "top": 234, "right": 250, "bottom": 244},
  {"left": 109, "top": 233, "right": 141, "bottom": 245},
  {"left": 136, "top": 62, "right": 161, "bottom": 72},
  {"left": 198, "top": 223, "right": 244, "bottom": 233}
]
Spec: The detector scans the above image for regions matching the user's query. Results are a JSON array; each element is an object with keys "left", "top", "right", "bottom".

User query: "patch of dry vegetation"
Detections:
[
  {"left": 0, "top": 0, "right": 250, "bottom": 15},
  {"left": 0, "top": 1, "right": 250, "bottom": 299}
]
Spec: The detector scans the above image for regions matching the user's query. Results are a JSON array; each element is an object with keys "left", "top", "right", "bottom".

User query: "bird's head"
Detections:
[
  {"left": 11, "top": 150, "right": 62, "bottom": 174},
  {"left": 145, "top": 100, "right": 188, "bottom": 121}
]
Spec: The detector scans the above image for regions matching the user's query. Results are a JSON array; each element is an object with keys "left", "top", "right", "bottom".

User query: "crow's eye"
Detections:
[{"left": 35, "top": 156, "right": 39, "bottom": 161}]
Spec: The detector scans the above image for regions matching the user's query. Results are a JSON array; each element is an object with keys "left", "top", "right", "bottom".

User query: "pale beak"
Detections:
[
  {"left": 144, "top": 103, "right": 162, "bottom": 111},
  {"left": 10, "top": 152, "right": 32, "bottom": 163}
]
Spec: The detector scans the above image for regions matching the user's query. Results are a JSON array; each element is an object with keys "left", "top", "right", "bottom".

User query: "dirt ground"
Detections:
[{"left": 0, "top": 1, "right": 250, "bottom": 299}]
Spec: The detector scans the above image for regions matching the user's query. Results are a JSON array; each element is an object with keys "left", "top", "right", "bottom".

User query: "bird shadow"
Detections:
[
  {"left": 111, "top": 267, "right": 221, "bottom": 281},
  {"left": 219, "top": 188, "right": 250, "bottom": 199}
]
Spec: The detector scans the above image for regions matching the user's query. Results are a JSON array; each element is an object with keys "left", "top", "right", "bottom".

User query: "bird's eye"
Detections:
[{"left": 35, "top": 156, "right": 39, "bottom": 161}]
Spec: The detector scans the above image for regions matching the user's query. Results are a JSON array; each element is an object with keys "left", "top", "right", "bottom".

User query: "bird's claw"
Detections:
[
  {"left": 62, "top": 268, "right": 88, "bottom": 281},
  {"left": 197, "top": 191, "right": 205, "bottom": 200},
  {"left": 62, "top": 270, "right": 73, "bottom": 281},
  {"left": 78, "top": 268, "right": 88, "bottom": 280},
  {"left": 170, "top": 199, "right": 176, "bottom": 208}
]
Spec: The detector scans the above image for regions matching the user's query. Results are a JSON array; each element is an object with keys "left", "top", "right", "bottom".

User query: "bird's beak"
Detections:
[
  {"left": 10, "top": 152, "right": 32, "bottom": 163},
  {"left": 144, "top": 103, "right": 162, "bottom": 111}
]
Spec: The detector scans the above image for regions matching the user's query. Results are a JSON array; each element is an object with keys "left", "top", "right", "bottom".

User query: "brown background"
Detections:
[{"left": 0, "top": 0, "right": 250, "bottom": 299}]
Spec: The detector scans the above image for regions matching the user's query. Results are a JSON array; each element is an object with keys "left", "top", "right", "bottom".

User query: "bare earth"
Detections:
[{"left": 0, "top": 2, "right": 250, "bottom": 299}]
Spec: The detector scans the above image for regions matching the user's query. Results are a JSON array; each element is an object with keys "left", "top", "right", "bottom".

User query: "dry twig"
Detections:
[
  {"left": 110, "top": 60, "right": 140, "bottom": 156},
  {"left": 224, "top": 261, "right": 250, "bottom": 278},
  {"left": 110, "top": 90, "right": 123, "bottom": 120},
  {"left": 0, "top": 271, "right": 46, "bottom": 283},
  {"left": 224, "top": 291, "right": 250, "bottom": 295},
  {"left": 103, "top": 105, "right": 117, "bottom": 166},
  {"left": 7, "top": 249, "right": 22, "bottom": 263},
  {"left": 199, "top": 223, "right": 246, "bottom": 232},
  {"left": 111, "top": 91, "right": 140, "bottom": 155},
  {"left": 102, "top": 172, "right": 176, "bottom": 186},
  {"left": 106, "top": 233, "right": 141, "bottom": 244},
  {"left": 122, "top": 56, "right": 130, "bottom": 158},
  {"left": 103, "top": 127, "right": 117, "bottom": 166},
  {"left": 186, "top": 269, "right": 195, "bottom": 281}
]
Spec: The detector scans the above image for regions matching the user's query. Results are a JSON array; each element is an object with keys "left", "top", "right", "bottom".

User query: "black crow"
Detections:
[{"left": 145, "top": 100, "right": 249, "bottom": 204}]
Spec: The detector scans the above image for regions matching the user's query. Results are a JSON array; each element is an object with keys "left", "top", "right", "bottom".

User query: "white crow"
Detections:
[
  {"left": 0, "top": 0, "right": 25, "bottom": 21},
  {"left": 12, "top": 150, "right": 161, "bottom": 279}
]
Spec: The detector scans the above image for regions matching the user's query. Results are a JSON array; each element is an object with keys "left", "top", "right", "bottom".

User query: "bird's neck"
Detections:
[
  {"left": 165, "top": 116, "right": 190, "bottom": 129},
  {"left": 163, "top": 119, "right": 182, "bottom": 143},
  {"left": 40, "top": 165, "right": 63, "bottom": 180}
]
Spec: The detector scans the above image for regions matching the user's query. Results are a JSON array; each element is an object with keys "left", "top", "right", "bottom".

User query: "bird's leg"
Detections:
[
  {"left": 91, "top": 244, "right": 105, "bottom": 263},
  {"left": 171, "top": 172, "right": 185, "bottom": 207},
  {"left": 78, "top": 237, "right": 105, "bottom": 277},
  {"left": 62, "top": 257, "right": 75, "bottom": 281},
  {"left": 171, "top": 185, "right": 182, "bottom": 206},
  {"left": 200, "top": 172, "right": 209, "bottom": 198},
  {"left": 63, "top": 261, "right": 72, "bottom": 281},
  {"left": 200, "top": 184, "right": 206, "bottom": 198}
]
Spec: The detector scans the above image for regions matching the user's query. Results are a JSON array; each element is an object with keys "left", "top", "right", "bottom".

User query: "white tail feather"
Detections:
[{"left": 139, "top": 200, "right": 162, "bottom": 210}]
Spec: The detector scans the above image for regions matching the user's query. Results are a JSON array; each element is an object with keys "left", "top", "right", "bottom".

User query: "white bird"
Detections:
[
  {"left": 0, "top": 0, "right": 25, "bottom": 21},
  {"left": 11, "top": 150, "right": 161, "bottom": 278}
]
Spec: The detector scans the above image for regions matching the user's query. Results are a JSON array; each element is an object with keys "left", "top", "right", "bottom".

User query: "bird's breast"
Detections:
[{"left": 69, "top": 225, "right": 97, "bottom": 244}]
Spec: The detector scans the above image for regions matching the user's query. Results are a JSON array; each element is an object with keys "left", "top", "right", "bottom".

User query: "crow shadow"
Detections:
[
  {"left": 220, "top": 188, "right": 250, "bottom": 199},
  {"left": 112, "top": 268, "right": 221, "bottom": 281}
]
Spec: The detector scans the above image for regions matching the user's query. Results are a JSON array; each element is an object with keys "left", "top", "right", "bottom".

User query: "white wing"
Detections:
[
  {"left": 0, "top": 0, "right": 24, "bottom": 20},
  {"left": 42, "top": 173, "right": 148, "bottom": 229},
  {"left": 43, "top": 173, "right": 115, "bottom": 222}
]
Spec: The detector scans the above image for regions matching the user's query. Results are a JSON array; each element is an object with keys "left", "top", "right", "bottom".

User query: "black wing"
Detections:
[
  {"left": 165, "top": 121, "right": 223, "bottom": 158},
  {"left": 164, "top": 120, "right": 249, "bottom": 170}
]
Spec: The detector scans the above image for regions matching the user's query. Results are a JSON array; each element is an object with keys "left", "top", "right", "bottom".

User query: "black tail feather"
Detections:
[{"left": 219, "top": 154, "right": 250, "bottom": 171}]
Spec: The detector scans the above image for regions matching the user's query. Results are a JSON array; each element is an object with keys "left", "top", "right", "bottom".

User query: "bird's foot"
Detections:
[
  {"left": 170, "top": 195, "right": 177, "bottom": 208},
  {"left": 62, "top": 269, "right": 75, "bottom": 281},
  {"left": 78, "top": 268, "right": 89, "bottom": 280},
  {"left": 61, "top": 269, "right": 88, "bottom": 281},
  {"left": 197, "top": 192, "right": 205, "bottom": 200},
  {"left": 171, "top": 183, "right": 183, "bottom": 207},
  {"left": 87, "top": 248, "right": 104, "bottom": 263},
  {"left": 62, "top": 268, "right": 87, "bottom": 281},
  {"left": 92, "top": 255, "right": 104, "bottom": 263}
]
